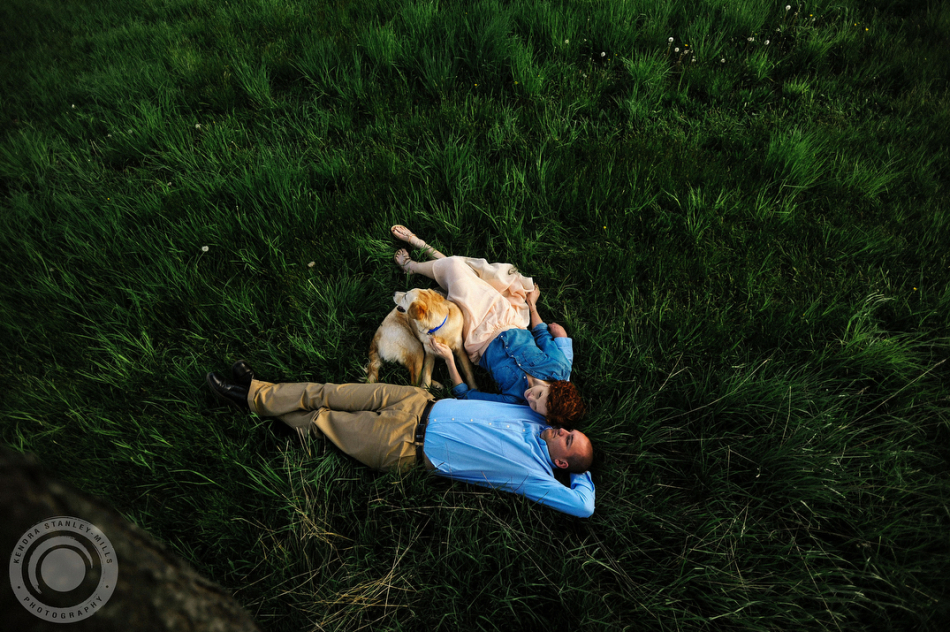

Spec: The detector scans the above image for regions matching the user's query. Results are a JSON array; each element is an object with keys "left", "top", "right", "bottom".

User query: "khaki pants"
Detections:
[{"left": 247, "top": 380, "right": 435, "bottom": 472}]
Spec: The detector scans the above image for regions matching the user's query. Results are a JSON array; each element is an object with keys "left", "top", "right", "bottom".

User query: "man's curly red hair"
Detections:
[{"left": 545, "top": 380, "right": 586, "bottom": 427}]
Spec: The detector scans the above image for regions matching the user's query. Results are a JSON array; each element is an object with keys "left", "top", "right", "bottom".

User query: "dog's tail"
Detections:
[{"left": 365, "top": 331, "right": 383, "bottom": 383}]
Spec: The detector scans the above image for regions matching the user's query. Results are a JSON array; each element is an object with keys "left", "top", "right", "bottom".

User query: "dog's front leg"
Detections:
[
  {"left": 420, "top": 348, "right": 437, "bottom": 389},
  {"left": 455, "top": 347, "right": 479, "bottom": 390}
]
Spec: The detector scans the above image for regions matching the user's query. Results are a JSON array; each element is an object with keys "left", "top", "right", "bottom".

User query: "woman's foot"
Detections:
[
  {"left": 394, "top": 248, "right": 415, "bottom": 273},
  {"left": 391, "top": 225, "right": 445, "bottom": 260}
]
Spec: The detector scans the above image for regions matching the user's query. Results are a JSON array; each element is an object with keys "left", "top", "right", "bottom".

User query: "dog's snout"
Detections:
[{"left": 396, "top": 306, "right": 406, "bottom": 313}]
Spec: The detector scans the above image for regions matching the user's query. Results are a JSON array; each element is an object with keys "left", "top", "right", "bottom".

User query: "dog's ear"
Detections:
[
  {"left": 393, "top": 291, "right": 406, "bottom": 304},
  {"left": 408, "top": 301, "right": 427, "bottom": 320}
]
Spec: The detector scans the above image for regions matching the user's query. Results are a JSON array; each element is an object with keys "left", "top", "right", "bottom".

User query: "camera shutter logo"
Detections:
[{"left": 9, "top": 516, "right": 119, "bottom": 623}]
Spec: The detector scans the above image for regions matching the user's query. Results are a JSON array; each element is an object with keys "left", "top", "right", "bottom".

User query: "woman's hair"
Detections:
[{"left": 545, "top": 380, "right": 586, "bottom": 427}]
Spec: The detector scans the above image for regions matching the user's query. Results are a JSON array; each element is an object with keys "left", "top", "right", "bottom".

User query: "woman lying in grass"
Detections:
[{"left": 392, "top": 225, "right": 585, "bottom": 427}]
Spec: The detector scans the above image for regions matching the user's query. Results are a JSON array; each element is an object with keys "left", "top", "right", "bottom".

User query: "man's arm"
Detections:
[{"left": 518, "top": 471, "right": 595, "bottom": 518}]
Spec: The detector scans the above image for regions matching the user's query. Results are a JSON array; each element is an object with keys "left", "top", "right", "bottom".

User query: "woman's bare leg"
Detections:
[
  {"left": 394, "top": 249, "right": 438, "bottom": 279},
  {"left": 391, "top": 225, "right": 446, "bottom": 260}
]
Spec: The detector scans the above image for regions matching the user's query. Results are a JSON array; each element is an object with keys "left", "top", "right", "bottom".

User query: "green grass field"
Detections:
[{"left": 2, "top": 0, "right": 949, "bottom": 629}]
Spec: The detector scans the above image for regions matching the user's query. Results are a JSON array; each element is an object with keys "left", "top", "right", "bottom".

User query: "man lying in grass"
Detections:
[{"left": 207, "top": 362, "right": 595, "bottom": 517}]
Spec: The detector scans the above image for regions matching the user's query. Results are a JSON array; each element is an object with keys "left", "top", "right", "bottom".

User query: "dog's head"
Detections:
[{"left": 394, "top": 288, "right": 441, "bottom": 324}]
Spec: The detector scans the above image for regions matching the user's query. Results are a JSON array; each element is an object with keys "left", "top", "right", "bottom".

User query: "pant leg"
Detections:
[{"left": 248, "top": 381, "right": 434, "bottom": 471}]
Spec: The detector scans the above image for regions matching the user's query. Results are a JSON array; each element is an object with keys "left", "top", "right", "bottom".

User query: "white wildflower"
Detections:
[
  {"left": 765, "top": 40, "right": 770, "bottom": 45},
  {"left": 786, "top": 5, "right": 791, "bottom": 10},
  {"left": 71, "top": 104, "right": 76, "bottom": 109},
  {"left": 201, "top": 246, "right": 209, "bottom": 252},
  {"left": 308, "top": 261, "right": 315, "bottom": 268},
  {"left": 721, "top": 58, "right": 726, "bottom": 63},
  {"left": 564, "top": 39, "right": 569, "bottom": 44},
  {"left": 600, "top": 51, "right": 606, "bottom": 57},
  {"left": 748, "top": 37, "right": 754, "bottom": 42},
  {"left": 668, "top": 37, "right": 674, "bottom": 43},
  {"left": 195, "top": 124, "right": 201, "bottom": 129}
]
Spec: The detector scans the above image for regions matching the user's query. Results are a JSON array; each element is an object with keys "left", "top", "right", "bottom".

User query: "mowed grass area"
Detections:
[{"left": 2, "top": 0, "right": 949, "bottom": 629}]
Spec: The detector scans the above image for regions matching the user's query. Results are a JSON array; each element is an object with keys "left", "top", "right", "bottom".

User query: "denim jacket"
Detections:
[{"left": 451, "top": 324, "right": 574, "bottom": 404}]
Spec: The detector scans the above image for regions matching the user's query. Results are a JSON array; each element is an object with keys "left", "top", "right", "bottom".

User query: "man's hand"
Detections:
[{"left": 549, "top": 322, "right": 568, "bottom": 338}]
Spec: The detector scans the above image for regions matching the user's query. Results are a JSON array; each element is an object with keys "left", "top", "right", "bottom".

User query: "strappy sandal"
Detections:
[{"left": 394, "top": 248, "right": 414, "bottom": 273}]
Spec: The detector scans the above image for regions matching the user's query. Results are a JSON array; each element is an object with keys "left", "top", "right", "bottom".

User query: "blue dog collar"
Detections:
[{"left": 428, "top": 314, "right": 448, "bottom": 334}]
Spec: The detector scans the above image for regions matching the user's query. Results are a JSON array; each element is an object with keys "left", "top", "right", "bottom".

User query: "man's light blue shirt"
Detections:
[{"left": 423, "top": 399, "right": 595, "bottom": 518}]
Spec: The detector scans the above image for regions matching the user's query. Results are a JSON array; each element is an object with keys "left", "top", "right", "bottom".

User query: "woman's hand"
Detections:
[
  {"left": 431, "top": 338, "right": 464, "bottom": 389},
  {"left": 527, "top": 285, "right": 543, "bottom": 328},
  {"left": 527, "top": 284, "right": 540, "bottom": 307},
  {"left": 430, "top": 339, "right": 455, "bottom": 361},
  {"left": 549, "top": 322, "right": 568, "bottom": 338}
]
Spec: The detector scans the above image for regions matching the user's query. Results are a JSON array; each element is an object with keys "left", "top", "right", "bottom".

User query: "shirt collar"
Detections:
[{"left": 537, "top": 425, "right": 557, "bottom": 469}]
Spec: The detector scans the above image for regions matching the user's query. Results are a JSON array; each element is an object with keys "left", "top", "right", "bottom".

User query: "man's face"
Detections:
[
  {"left": 524, "top": 382, "right": 550, "bottom": 415},
  {"left": 541, "top": 427, "right": 592, "bottom": 470}
]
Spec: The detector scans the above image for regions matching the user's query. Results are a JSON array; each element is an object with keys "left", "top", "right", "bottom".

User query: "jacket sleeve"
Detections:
[
  {"left": 529, "top": 324, "right": 573, "bottom": 375},
  {"left": 452, "top": 383, "right": 522, "bottom": 404},
  {"left": 521, "top": 471, "right": 595, "bottom": 518},
  {"left": 553, "top": 337, "right": 574, "bottom": 371}
]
